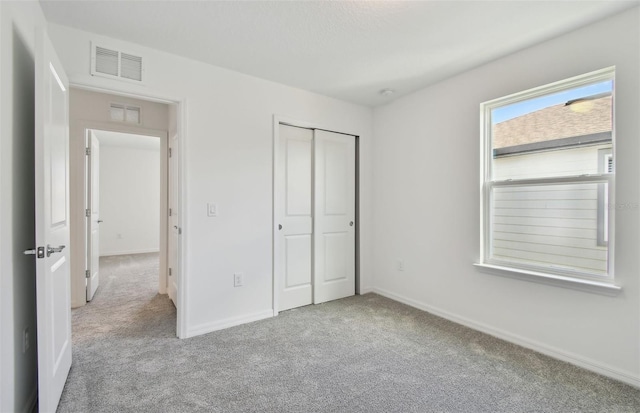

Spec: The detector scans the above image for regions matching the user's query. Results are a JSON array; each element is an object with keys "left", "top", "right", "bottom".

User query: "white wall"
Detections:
[
  {"left": 372, "top": 7, "right": 639, "bottom": 386},
  {"left": 48, "top": 24, "right": 374, "bottom": 337},
  {"left": 0, "top": 2, "right": 46, "bottom": 412},
  {"left": 99, "top": 141, "right": 161, "bottom": 256}
]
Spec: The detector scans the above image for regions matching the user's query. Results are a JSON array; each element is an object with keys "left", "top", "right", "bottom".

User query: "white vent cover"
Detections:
[
  {"left": 91, "top": 42, "right": 144, "bottom": 83},
  {"left": 109, "top": 103, "right": 141, "bottom": 124}
]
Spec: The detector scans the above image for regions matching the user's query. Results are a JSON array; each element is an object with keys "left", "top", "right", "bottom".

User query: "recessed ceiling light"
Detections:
[{"left": 379, "top": 88, "right": 395, "bottom": 97}]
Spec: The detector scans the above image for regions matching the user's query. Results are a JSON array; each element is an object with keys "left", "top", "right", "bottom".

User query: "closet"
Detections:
[{"left": 275, "top": 124, "right": 356, "bottom": 311}]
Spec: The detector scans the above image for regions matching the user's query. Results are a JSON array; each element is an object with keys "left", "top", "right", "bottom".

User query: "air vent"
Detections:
[
  {"left": 121, "top": 53, "right": 142, "bottom": 81},
  {"left": 110, "top": 103, "right": 141, "bottom": 124},
  {"left": 95, "top": 47, "right": 118, "bottom": 76},
  {"left": 91, "top": 42, "right": 144, "bottom": 83}
]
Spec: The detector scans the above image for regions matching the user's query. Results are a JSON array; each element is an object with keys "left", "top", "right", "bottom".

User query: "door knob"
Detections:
[
  {"left": 24, "top": 246, "right": 45, "bottom": 258},
  {"left": 46, "top": 244, "right": 65, "bottom": 257},
  {"left": 349, "top": 221, "right": 354, "bottom": 226},
  {"left": 97, "top": 220, "right": 103, "bottom": 223},
  {"left": 278, "top": 224, "right": 282, "bottom": 230}
]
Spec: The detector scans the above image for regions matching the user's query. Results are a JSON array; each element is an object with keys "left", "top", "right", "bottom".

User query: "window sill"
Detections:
[{"left": 473, "top": 263, "right": 622, "bottom": 296}]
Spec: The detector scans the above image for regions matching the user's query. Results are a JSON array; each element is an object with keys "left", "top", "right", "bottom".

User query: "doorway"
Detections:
[
  {"left": 85, "top": 129, "right": 164, "bottom": 302},
  {"left": 69, "top": 87, "right": 183, "bottom": 336},
  {"left": 274, "top": 122, "right": 359, "bottom": 312}
]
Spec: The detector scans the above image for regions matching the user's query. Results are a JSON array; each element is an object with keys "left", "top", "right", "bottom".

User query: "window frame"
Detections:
[{"left": 479, "top": 67, "right": 617, "bottom": 286}]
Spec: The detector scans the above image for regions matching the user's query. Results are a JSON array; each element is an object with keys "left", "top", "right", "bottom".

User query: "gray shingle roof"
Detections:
[{"left": 493, "top": 96, "right": 612, "bottom": 149}]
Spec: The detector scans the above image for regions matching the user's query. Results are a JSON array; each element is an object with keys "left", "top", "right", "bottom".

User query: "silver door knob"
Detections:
[
  {"left": 278, "top": 224, "right": 282, "bottom": 230},
  {"left": 349, "top": 221, "right": 354, "bottom": 226},
  {"left": 97, "top": 220, "right": 103, "bottom": 223},
  {"left": 24, "top": 246, "right": 45, "bottom": 258},
  {"left": 46, "top": 244, "right": 65, "bottom": 257}
]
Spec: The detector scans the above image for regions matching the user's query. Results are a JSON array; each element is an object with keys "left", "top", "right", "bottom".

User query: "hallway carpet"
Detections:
[{"left": 57, "top": 254, "right": 639, "bottom": 412}]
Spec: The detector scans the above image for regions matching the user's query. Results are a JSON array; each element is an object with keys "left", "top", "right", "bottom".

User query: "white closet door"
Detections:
[
  {"left": 313, "top": 130, "right": 356, "bottom": 304},
  {"left": 276, "top": 125, "right": 314, "bottom": 311}
]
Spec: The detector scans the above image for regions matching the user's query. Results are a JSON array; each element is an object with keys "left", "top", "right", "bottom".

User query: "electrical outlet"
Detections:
[
  {"left": 397, "top": 259, "right": 405, "bottom": 271},
  {"left": 23, "top": 327, "right": 30, "bottom": 353},
  {"left": 234, "top": 273, "right": 244, "bottom": 287}
]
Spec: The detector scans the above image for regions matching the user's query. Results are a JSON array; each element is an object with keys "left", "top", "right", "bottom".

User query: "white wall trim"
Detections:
[
  {"left": 373, "top": 287, "right": 640, "bottom": 389},
  {"left": 186, "top": 310, "right": 273, "bottom": 339},
  {"left": 20, "top": 386, "right": 37, "bottom": 413},
  {"left": 99, "top": 248, "right": 160, "bottom": 257}
]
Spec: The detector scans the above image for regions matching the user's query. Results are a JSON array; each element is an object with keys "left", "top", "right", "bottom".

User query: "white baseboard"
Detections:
[
  {"left": 100, "top": 248, "right": 160, "bottom": 257},
  {"left": 186, "top": 310, "right": 273, "bottom": 338},
  {"left": 21, "top": 386, "right": 37, "bottom": 413},
  {"left": 373, "top": 287, "right": 640, "bottom": 389}
]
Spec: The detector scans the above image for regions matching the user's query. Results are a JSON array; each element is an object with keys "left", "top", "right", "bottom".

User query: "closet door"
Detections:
[
  {"left": 313, "top": 130, "right": 356, "bottom": 304},
  {"left": 275, "top": 125, "right": 314, "bottom": 311}
]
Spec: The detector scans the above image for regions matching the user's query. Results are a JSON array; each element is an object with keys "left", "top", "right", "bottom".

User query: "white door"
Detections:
[
  {"left": 86, "top": 131, "right": 100, "bottom": 301},
  {"left": 275, "top": 125, "right": 314, "bottom": 311},
  {"left": 313, "top": 130, "right": 356, "bottom": 304},
  {"left": 167, "top": 133, "right": 179, "bottom": 307},
  {"left": 34, "top": 29, "right": 72, "bottom": 413}
]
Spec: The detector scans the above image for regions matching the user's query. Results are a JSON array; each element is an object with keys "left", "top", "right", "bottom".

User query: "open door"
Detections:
[
  {"left": 34, "top": 29, "right": 72, "bottom": 412},
  {"left": 313, "top": 130, "right": 356, "bottom": 305},
  {"left": 86, "top": 131, "right": 100, "bottom": 301},
  {"left": 167, "top": 132, "right": 179, "bottom": 307}
]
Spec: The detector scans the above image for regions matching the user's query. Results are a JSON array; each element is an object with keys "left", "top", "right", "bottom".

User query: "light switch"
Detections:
[{"left": 207, "top": 203, "right": 217, "bottom": 217}]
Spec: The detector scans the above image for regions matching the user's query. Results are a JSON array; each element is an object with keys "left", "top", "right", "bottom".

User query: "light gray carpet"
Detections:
[{"left": 57, "top": 253, "right": 640, "bottom": 413}]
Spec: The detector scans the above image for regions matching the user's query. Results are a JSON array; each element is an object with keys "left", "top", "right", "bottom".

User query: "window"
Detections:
[{"left": 479, "top": 67, "right": 615, "bottom": 284}]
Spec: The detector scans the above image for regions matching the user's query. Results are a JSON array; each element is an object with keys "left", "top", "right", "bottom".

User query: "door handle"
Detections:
[
  {"left": 24, "top": 246, "right": 45, "bottom": 259},
  {"left": 97, "top": 220, "right": 103, "bottom": 223},
  {"left": 278, "top": 224, "right": 282, "bottom": 230},
  {"left": 46, "top": 244, "right": 66, "bottom": 257},
  {"left": 349, "top": 221, "right": 354, "bottom": 227}
]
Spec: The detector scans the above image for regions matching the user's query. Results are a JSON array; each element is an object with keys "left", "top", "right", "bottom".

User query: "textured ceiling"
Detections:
[{"left": 40, "top": 1, "right": 638, "bottom": 107}]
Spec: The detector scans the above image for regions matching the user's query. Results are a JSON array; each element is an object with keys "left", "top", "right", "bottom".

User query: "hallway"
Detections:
[{"left": 58, "top": 252, "right": 175, "bottom": 411}]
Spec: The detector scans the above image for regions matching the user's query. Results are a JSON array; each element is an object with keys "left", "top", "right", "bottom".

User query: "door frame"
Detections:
[
  {"left": 69, "top": 85, "right": 188, "bottom": 339},
  {"left": 80, "top": 124, "right": 167, "bottom": 291},
  {"left": 272, "top": 115, "right": 360, "bottom": 316}
]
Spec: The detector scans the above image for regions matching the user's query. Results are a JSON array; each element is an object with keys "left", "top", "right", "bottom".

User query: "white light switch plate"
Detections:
[{"left": 207, "top": 203, "right": 217, "bottom": 217}]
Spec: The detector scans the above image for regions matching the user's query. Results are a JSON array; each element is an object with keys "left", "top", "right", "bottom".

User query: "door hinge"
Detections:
[
  {"left": 86, "top": 147, "right": 91, "bottom": 156},
  {"left": 85, "top": 208, "right": 91, "bottom": 217},
  {"left": 169, "top": 208, "right": 172, "bottom": 217},
  {"left": 169, "top": 268, "right": 172, "bottom": 276},
  {"left": 85, "top": 270, "right": 90, "bottom": 278},
  {"left": 169, "top": 148, "right": 172, "bottom": 158}
]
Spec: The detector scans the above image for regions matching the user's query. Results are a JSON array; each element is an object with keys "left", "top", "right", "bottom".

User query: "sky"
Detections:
[{"left": 492, "top": 80, "right": 613, "bottom": 124}]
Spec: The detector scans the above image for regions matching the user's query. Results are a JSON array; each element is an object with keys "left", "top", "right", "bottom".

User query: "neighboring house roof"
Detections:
[{"left": 493, "top": 95, "right": 612, "bottom": 151}]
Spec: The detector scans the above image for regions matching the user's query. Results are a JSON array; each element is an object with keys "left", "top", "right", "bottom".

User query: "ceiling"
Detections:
[
  {"left": 40, "top": 1, "right": 638, "bottom": 107},
  {"left": 92, "top": 130, "right": 160, "bottom": 151}
]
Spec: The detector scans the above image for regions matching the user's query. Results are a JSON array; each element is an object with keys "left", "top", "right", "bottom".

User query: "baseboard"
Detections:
[
  {"left": 186, "top": 310, "right": 273, "bottom": 338},
  {"left": 373, "top": 287, "right": 640, "bottom": 388},
  {"left": 359, "top": 286, "right": 374, "bottom": 294},
  {"left": 100, "top": 248, "right": 160, "bottom": 257},
  {"left": 21, "top": 386, "right": 37, "bottom": 413}
]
